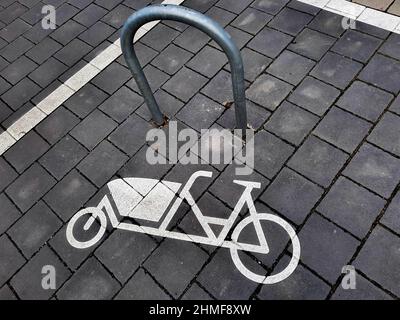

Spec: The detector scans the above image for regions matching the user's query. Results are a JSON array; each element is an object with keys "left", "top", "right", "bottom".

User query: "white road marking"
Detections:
[{"left": 0, "top": 0, "right": 398, "bottom": 156}]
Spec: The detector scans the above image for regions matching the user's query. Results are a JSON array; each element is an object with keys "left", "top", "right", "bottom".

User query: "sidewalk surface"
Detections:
[{"left": 0, "top": 0, "right": 400, "bottom": 300}]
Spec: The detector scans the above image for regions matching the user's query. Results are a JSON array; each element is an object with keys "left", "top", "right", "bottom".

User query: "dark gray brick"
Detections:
[
  {"left": 24, "top": 21, "right": 52, "bottom": 44},
  {"left": 390, "top": 96, "right": 400, "bottom": 115},
  {"left": 29, "top": 58, "right": 68, "bottom": 88},
  {"left": 0, "top": 19, "right": 30, "bottom": 42},
  {"left": 163, "top": 67, "right": 208, "bottom": 102},
  {"left": 187, "top": 45, "right": 226, "bottom": 78},
  {"left": 216, "top": 0, "right": 252, "bottom": 13},
  {"left": 343, "top": 143, "right": 400, "bottom": 198},
  {"left": 231, "top": 7, "right": 272, "bottom": 34},
  {"left": 354, "top": 226, "right": 400, "bottom": 296},
  {"left": 183, "top": 0, "right": 219, "bottom": 13},
  {"left": 311, "top": 52, "right": 363, "bottom": 90},
  {"left": 64, "top": 83, "right": 108, "bottom": 118},
  {"left": 210, "top": 25, "right": 251, "bottom": 50},
  {"left": 267, "top": 50, "right": 315, "bottom": 86},
  {"left": 0, "top": 2, "right": 28, "bottom": 24},
  {"left": 141, "top": 24, "right": 180, "bottom": 51},
  {"left": 118, "top": 42, "right": 157, "bottom": 68},
  {"left": 0, "top": 285, "right": 17, "bottom": 300},
  {"left": 308, "top": 10, "right": 345, "bottom": 37},
  {"left": 182, "top": 283, "right": 212, "bottom": 300},
  {"left": 318, "top": 177, "right": 385, "bottom": 239},
  {"left": 0, "top": 78, "right": 11, "bottom": 96},
  {"left": 73, "top": 3, "right": 107, "bottom": 26},
  {"left": 58, "top": 257, "right": 120, "bottom": 300},
  {"left": 261, "top": 167, "right": 323, "bottom": 225},
  {"left": 246, "top": 74, "right": 293, "bottom": 111},
  {"left": 251, "top": 0, "right": 289, "bottom": 14},
  {"left": 248, "top": 27, "right": 292, "bottom": 58},
  {"left": 173, "top": 26, "right": 210, "bottom": 54},
  {"left": 314, "top": 107, "right": 371, "bottom": 153},
  {"left": 6, "top": 163, "right": 56, "bottom": 213},
  {"left": 337, "top": 81, "right": 393, "bottom": 122},
  {"left": 265, "top": 101, "right": 318, "bottom": 145},
  {"left": 78, "top": 21, "right": 115, "bottom": 46},
  {"left": 0, "top": 193, "right": 20, "bottom": 234},
  {"left": 101, "top": 4, "right": 134, "bottom": 28},
  {"left": 381, "top": 191, "right": 400, "bottom": 234},
  {"left": 115, "top": 268, "right": 170, "bottom": 300},
  {"left": 96, "top": 230, "right": 157, "bottom": 284},
  {"left": 144, "top": 239, "right": 208, "bottom": 298},
  {"left": 40, "top": 136, "right": 88, "bottom": 180},
  {"left": 0, "top": 100, "right": 12, "bottom": 123},
  {"left": 268, "top": 7, "right": 313, "bottom": 36},
  {"left": 288, "top": 28, "right": 336, "bottom": 61},
  {"left": 298, "top": 214, "right": 359, "bottom": 283},
  {"left": 26, "top": 38, "right": 62, "bottom": 64},
  {"left": 287, "top": 0, "right": 321, "bottom": 15},
  {"left": 2, "top": 56, "right": 37, "bottom": 85},
  {"left": 358, "top": 54, "right": 400, "bottom": 94},
  {"left": 0, "top": 157, "right": 17, "bottom": 192},
  {"left": 78, "top": 140, "right": 128, "bottom": 187},
  {"left": 0, "top": 37, "right": 34, "bottom": 62},
  {"left": 235, "top": 47, "right": 271, "bottom": 82},
  {"left": 8, "top": 201, "right": 61, "bottom": 258},
  {"left": 4, "top": 131, "right": 49, "bottom": 173},
  {"left": 332, "top": 30, "right": 382, "bottom": 63},
  {"left": 0, "top": 235, "right": 25, "bottom": 287},
  {"left": 127, "top": 64, "right": 169, "bottom": 94},
  {"left": 201, "top": 69, "right": 234, "bottom": 104},
  {"left": 368, "top": 112, "right": 400, "bottom": 157},
  {"left": 50, "top": 20, "right": 87, "bottom": 45},
  {"left": 92, "top": 62, "right": 131, "bottom": 94},
  {"left": 288, "top": 136, "right": 348, "bottom": 187},
  {"left": 55, "top": 3, "right": 79, "bottom": 26},
  {"left": 258, "top": 255, "right": 330, "bottom": 300},
  {"left": 379, "top": 33, "right": 400, "bottom": 60},
  {"left": 44, "top": 169, "right": 96, "bottom": 222},
  {"left": 205, "top": 6, "right": 236, "bottom": 27},
  {"left": 151, "top": 44, "right": 193, "bottom": 75},
  {"left": 54, "top": 39, "right": 92, "bottom": 66}
]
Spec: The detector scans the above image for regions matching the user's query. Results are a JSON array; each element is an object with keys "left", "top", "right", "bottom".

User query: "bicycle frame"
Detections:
[{"left": 92, "top": 171, "right": 270, "bottom": 255}]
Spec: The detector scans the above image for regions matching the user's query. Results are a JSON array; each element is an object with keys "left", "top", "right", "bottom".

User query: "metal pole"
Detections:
[{"left": 121, "top": 4, "right": 247, "bottom": 130}]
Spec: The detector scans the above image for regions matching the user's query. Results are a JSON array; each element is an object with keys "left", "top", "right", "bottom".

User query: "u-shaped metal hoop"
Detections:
[{"left": 120, "top": 4, "right": 247, "bottom": 130}]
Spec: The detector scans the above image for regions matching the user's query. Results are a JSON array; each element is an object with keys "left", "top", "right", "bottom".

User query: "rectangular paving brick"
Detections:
[
  {"left": 151, "top": 44, "right": 193, "bottom": 76},
  {"left": 91, "top": 62, "right": 131, "bottom": 94},
  {"left": 0, "top": 234, "right": 26, "bottom": 287},
  {"left": 247, "top": 26, "right": 293, "bottom": 58},
  {"left": 0, "top": 193, "right": 20, "bottom": 235},
  {"left": 231, "top": 7, "right": 272, "bottom": 35},
  {"left": 26, "top": 38, "right": 63, "bottom": 64},
  {"left": 0, "top": 157, "right": 17, "bottom": 192},
  {"left": 381, "top": 191, "right": 400, "bottom": 234},
  {"left": 368, "top": 112, "right": 400, "bottom": 157},
  {"left": 2, "top": 56, "right": 37, "bottom": 85},
  {"left": 268, "top": 7, "right": 313, "bottom": 36},
  {"left": 28, "top": 58, "right": 68, "bottom": 88}
]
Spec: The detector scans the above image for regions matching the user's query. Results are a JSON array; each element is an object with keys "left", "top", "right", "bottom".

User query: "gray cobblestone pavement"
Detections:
[{"left": 0, "top": 0, "right": 400, "bottom": 300}]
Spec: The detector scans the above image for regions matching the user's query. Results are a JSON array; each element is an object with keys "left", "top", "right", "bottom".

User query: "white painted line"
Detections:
[
  {"left": 0, "top": 0, "right": 185, "bottom": 156},
  {"left": 325, "top": 0, "right": 365, "bottom": 19},
  {"left": 358, "top": 8, "right": 400, "bottom": 31}
]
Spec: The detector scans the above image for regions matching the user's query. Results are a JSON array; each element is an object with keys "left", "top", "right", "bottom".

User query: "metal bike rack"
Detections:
[{"left": 121, "top": 4, "right": 247, "bottom": 130}]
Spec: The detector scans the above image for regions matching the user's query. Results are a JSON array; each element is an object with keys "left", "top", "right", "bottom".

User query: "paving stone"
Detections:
[
  {"left": 231, "top": 7, "right": 272, "bottom": 35},
  {"left": 70, "top": 110, "right": 117, "bottom": 150},
  {"left": 64, "top": 83, "right": 108, "bottom": 118},
  {"left": 141, "top": 24, "right": 180, "bottom": 51},
  {"left": 318, "top": 177, "right": 385, "bottom": 239},
  {"left": 44, "top": 169, "right": 97, "bottom": 222},
  {"left": 260, "top": 168, "right": 323, "bottom": 225},
  {"left": 357, "top": 20, "right": 390, "bottom": 39},
  {"left": 92, "top": 62, "right": 131, "bottom": 94},
  {"left": 182, "top": 283, "right": 212, "bottom": 300},
  {"left": 0, "top": 37, "right": 34, "bottom": 62},
  {"left": 379, "top": 33, "right": 400, "bottom": 60},
  {"left": 332, "top": 274, "right": 393, "bottom": 300},
  {"left": 0, "top": 285, "right": 17, "bottom": 300},
  {"left": 358, "top": 54, "right": 400, "bottom": 94},
  {"left": 268, "top": 7, "right": 313, "bottom": 36},
  {"left": 390, "top": 95, "right": 400, "bottom": 115},
  {"left": 0, "top": 2, "right": 28, "bottom": 24},
  {"left": 127, "top": 64, "right": 170, "bottom": 94},
  {"left": 216, "top": 0, "right": 252, "bottom": 13},
  {"left": 248, "top": 27, "right": 293, "bottom": 58},
  {"left": 0, "top": 100, "right": 12, "bottom": 123},
  {"left": 163, "top": 67, "right": 208, "bottom": 102},
  {"left": 29, "top": 58, "right": 68, "bottom": 88},
  {"left": 258, "top": 255, "right": 330, "bottom": 300},
  {"left": 73, "top": 3, "right": 107, "bottom": 26},
  {"left": 26, "top": 38, "right": 63, "bottom": 64},
  {"left": 287, "top": 0, "right": 321, "bottom": 15},
  {"left": 308, "top": 10, "right": 345, "bottom": 38},
  {"left": 298, "top": 214, "right": 359, "bottom": 283},
  {"left": 24, "top": 21, "right": 53, "bottom": 44},
  {"left": 57, "top": 257, "right": 120, "bottom": 300},
  {"left": 217, "top": 100, "right": 271, "bottom": 130},
  {"left": 2, "top": 56, "right": 37, "bottom": 85},
  {"left": 354, "top": 226, "right": 400, "bottom": 296},
  {"left": 246, "top": 74, "right": 293, "bottom": 111},
  {"left": 78, "top": 140, "right": 128, "bottom": 187},
  {"left": 289, "top": 28, "right": 336, "bottom": 61},
  {"left": 54, "top": 39, "right": 92, "bottom": 66},
  {"left": 151, "top": 44, "right": 193, "bottom": 75},
  {"left": 288, "top": 136, "right": 348, "bottom": 188},
  {"left": 115, "top": 268, "right": 170, "bottom": 300},
  {"left": 101, "top": 4, "right": 134, "bottom": 28},
  {"left": 96, "top": 230, "right": 157, "bottom": 284},
  {"left": 0, "top": 235, "right": 25, "bottom": 287},
  {"left": 267, "top": 50, "right": 315, "bottom": 86},
  {"left": 344, "top": 143, "right": 400, "bottom": 198},
  {"left": 6, "top": 163, "right": 56, "bottom": 213},
  {"left": 0, "top": 157, "right": 17, "bottom": 193},
  {"left": 314, "top": 107, "right": 371, "bottom": 153},
  {"left": 50, "top": 20, "right": 87, "bottom": 45},
  {"left": 10, "top": 246, "right": 70, "bottom": 300},
  {"left": 173, "top": 26, "right": 210, "bottom": 54},
  {"left": 210, "top": 25, "right": 251, "bottom": 50},
  {"left": 183, "top": 0, "right": 219, "bottom": 13},
  {"left": 144, "top": 239, "right": 208, "bottom": 298},
  {"left": 381, "top": 191, "right": 400, "bottom": 234},
  {"left": 186, "top": 45, "right": 226, "bottom": 78},
  {"left": 0, "top": 193, "right": 20, "bottom": 235},
  {"left": 55, "top": 3, "right": 80, "bottom": 26},
  {"left": 136, "top": 89, "right": 183, "bottom": 121},
  {"left": 118, "top": 42, "right": 157, "bottom": 68},
  {"left": 337, "top": 81, "right": 393, "bottom": 122},
  {"left": 78, "top": 21, "right": 115, "bottom": 46},
  {"left": 205, "top": 6, "right": 236, "bottom": 27},
  {"left": 4, "top": 131, "right": 50, "bottom": 173},
  {"left": 201, "top": 69, "right": 234, "bottom": 104},
  {"left": 264, "top": 101, "right": 318, "bottom": 145},
  {"left": 40, "top": 136, "right": 88, "bottom": 181},
  {"left": 368, "top": 112, "right": 400, "bottom": 157},
  {"left": 234, "top": 47, "right": 271, "bottom": 82},
  {"left": 0, "top": 19, "right": 30, "bottom": 42},
  {"left": 36, "top": 107, "right": 80, "bottom": 145},
  {"left": 197, "top": 249, "right": 262, "bottom": 299},
  {"left": 176, "top": 93, "right": 224, "bottom": 131},
  {"left": 251, "top": 0, "right": 289, "bottom": 14},
  {"left": 310, "top": 52, "right": 363, "bottom": 90},
  {"left": 0, "top": 78, "right": 11, "bottom": 96},
  {"left": 332, "top": 30, "right": 382, "bottom": 63}
]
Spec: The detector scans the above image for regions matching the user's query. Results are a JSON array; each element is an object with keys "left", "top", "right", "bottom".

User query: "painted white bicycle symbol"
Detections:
[{"left": 66, "top": 171, "right": 300, "bottom": 284}]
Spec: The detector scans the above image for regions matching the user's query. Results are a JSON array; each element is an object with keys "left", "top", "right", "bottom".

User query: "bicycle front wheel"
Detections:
[{"left": 230, "top": 213, "right": 300, "bottom": 284}]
